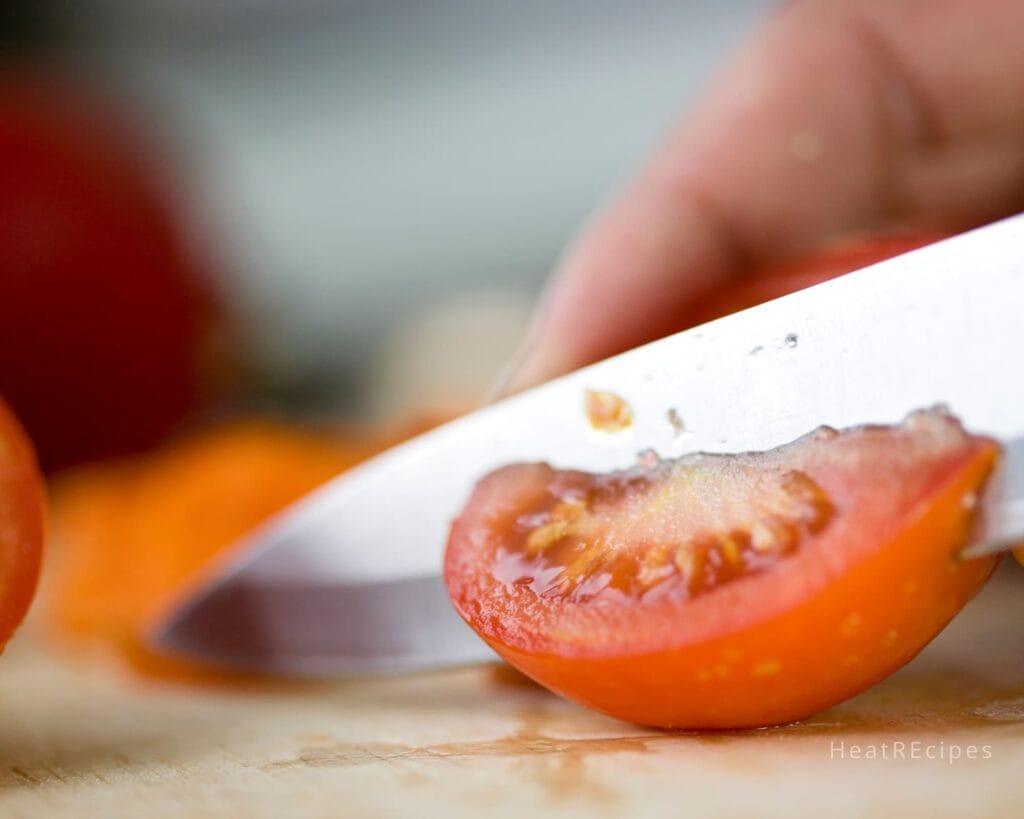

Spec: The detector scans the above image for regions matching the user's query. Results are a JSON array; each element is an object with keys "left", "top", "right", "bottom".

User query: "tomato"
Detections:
[
  {"left": 0, "top": 72, "right": 222, "bottom": 472},
  {"left": 676, "top": 231, "right": 944, "bottom": 330},
  {"left": 0, "top": 397, "right": 46, "bottom": 652},
  {"left": 445, "top": 408, "right": 1000, "bottom": 729}
]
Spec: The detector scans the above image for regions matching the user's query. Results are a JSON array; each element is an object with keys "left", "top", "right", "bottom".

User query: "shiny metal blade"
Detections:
[
  {"left": 158, "top": 574, "right": 494, "bottom": 675},
  {"left": 960, "top": 434, "right": 1024, "bottom": 560},
  {"left": 959, "top": 534, "right": 1024, "bottom": 561},
  {"left": 154, "top": 214, "right": 1024, "bottom": 674}
]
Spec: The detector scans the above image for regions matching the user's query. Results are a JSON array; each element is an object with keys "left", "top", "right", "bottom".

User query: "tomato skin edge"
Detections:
[
  {"left": 457, "top": 439, "right": 999, "bottom": 729},
  {"left": 0, "top": 399, "right": 46, "bottom": 652}
]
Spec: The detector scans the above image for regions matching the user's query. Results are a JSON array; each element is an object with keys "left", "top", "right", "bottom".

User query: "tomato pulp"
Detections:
[
  {"left": 445, "top": 409, "right": 1000, "bottom": 729},
  {"left": 0, "top": 398, "right": 46, "bottom": 652}
]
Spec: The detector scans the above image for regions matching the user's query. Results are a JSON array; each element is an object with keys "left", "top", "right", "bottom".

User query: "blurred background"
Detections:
[{"left": 1, "top": 0, "right": 772, "bottom": 471}]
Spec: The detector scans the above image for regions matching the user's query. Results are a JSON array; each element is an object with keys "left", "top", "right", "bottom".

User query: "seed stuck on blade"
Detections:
[{"left": 584, "top": 390, "right": 633, "bottom": 433}]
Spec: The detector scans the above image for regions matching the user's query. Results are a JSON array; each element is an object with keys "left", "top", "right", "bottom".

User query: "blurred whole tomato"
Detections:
[
  {"left": 0, "top": 71, "right": 221, "bottom": 472},
  {"left": 674, "top": 231, "right": 945, "bottom": 330}
]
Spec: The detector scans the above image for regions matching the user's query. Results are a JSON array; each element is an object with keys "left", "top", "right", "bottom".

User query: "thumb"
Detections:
[
  {"left": 496, "top": 183, "right": 739, "bottom": 395},
  {"left": 498, "top": 0, "right": 1024, "bottom": 394}
]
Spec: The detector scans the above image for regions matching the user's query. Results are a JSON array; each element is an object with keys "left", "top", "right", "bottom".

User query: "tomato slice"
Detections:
[
  {"left": 0, "top": 397, "right": 45, "bottom": 652},
  {"left": 445, "top": 408, "right": 1000, "bottom": 729}
]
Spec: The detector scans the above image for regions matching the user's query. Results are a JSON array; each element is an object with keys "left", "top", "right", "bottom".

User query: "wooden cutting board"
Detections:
[{"left": 1, "top": 564, "right": 1022, "bottom": 818}]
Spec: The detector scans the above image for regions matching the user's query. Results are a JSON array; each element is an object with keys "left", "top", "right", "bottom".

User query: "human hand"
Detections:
[{"left": 501, "top": 0, "right": 1024, "bottom": 393}]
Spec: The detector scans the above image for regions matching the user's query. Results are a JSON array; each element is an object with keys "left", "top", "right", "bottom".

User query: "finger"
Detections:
[{"left": 502, "top": 0, "right": 1024, "bottom": 393}]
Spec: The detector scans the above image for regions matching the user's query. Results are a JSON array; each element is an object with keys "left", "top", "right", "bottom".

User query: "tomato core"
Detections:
[{"left": 493, "top": 451, "right": 838, "bottom": 604}]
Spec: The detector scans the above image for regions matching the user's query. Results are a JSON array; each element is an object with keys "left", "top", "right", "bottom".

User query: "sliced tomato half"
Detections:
[
  {"left": 0, "top": 397, "right": 45, "bottom": 651},
  {"left": 445, "top": 408, "right": 1000, "bottom": 729}
]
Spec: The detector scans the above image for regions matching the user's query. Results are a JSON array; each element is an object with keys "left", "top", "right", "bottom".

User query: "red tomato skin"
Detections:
[
  {"left": 446, "top": 422, "right": 999, "bottom": 729},
  {"left": 0, "top": 72, "right": 218, "bottom": 471},
  {"left": 677, "top": 232, "right": 944, "bottom": 330},
  {"left": 0, "top": 397, "right": 46, "bottom": 650}
]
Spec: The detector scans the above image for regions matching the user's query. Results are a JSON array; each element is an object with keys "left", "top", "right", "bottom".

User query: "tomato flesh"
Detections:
[
  {"left": 445, "top": 408, "right": 1000, "bottom": 728},
  {"left": 493, "top": 457, "right": 834, "bottom": 607},
  {"left": 0, "top": 397, "right": 45, "bottom": 652}
]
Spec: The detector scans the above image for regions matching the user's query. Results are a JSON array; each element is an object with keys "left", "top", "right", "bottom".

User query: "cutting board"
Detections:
[{"left": 1, "top": 564, "right": 1022, "bottom": 818}]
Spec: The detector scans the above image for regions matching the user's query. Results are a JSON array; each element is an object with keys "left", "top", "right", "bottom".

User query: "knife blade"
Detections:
[
  {"left": 958, "top": 433, "right": 1024, "bottom": 560},
  {"left": 153, "top": 214, "right": 1024, "bottom": 675}
]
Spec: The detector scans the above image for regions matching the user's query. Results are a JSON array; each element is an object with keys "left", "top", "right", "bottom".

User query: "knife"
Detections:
[{"left": 153, "top": 214, "right": 1024, "bottom": 676}]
